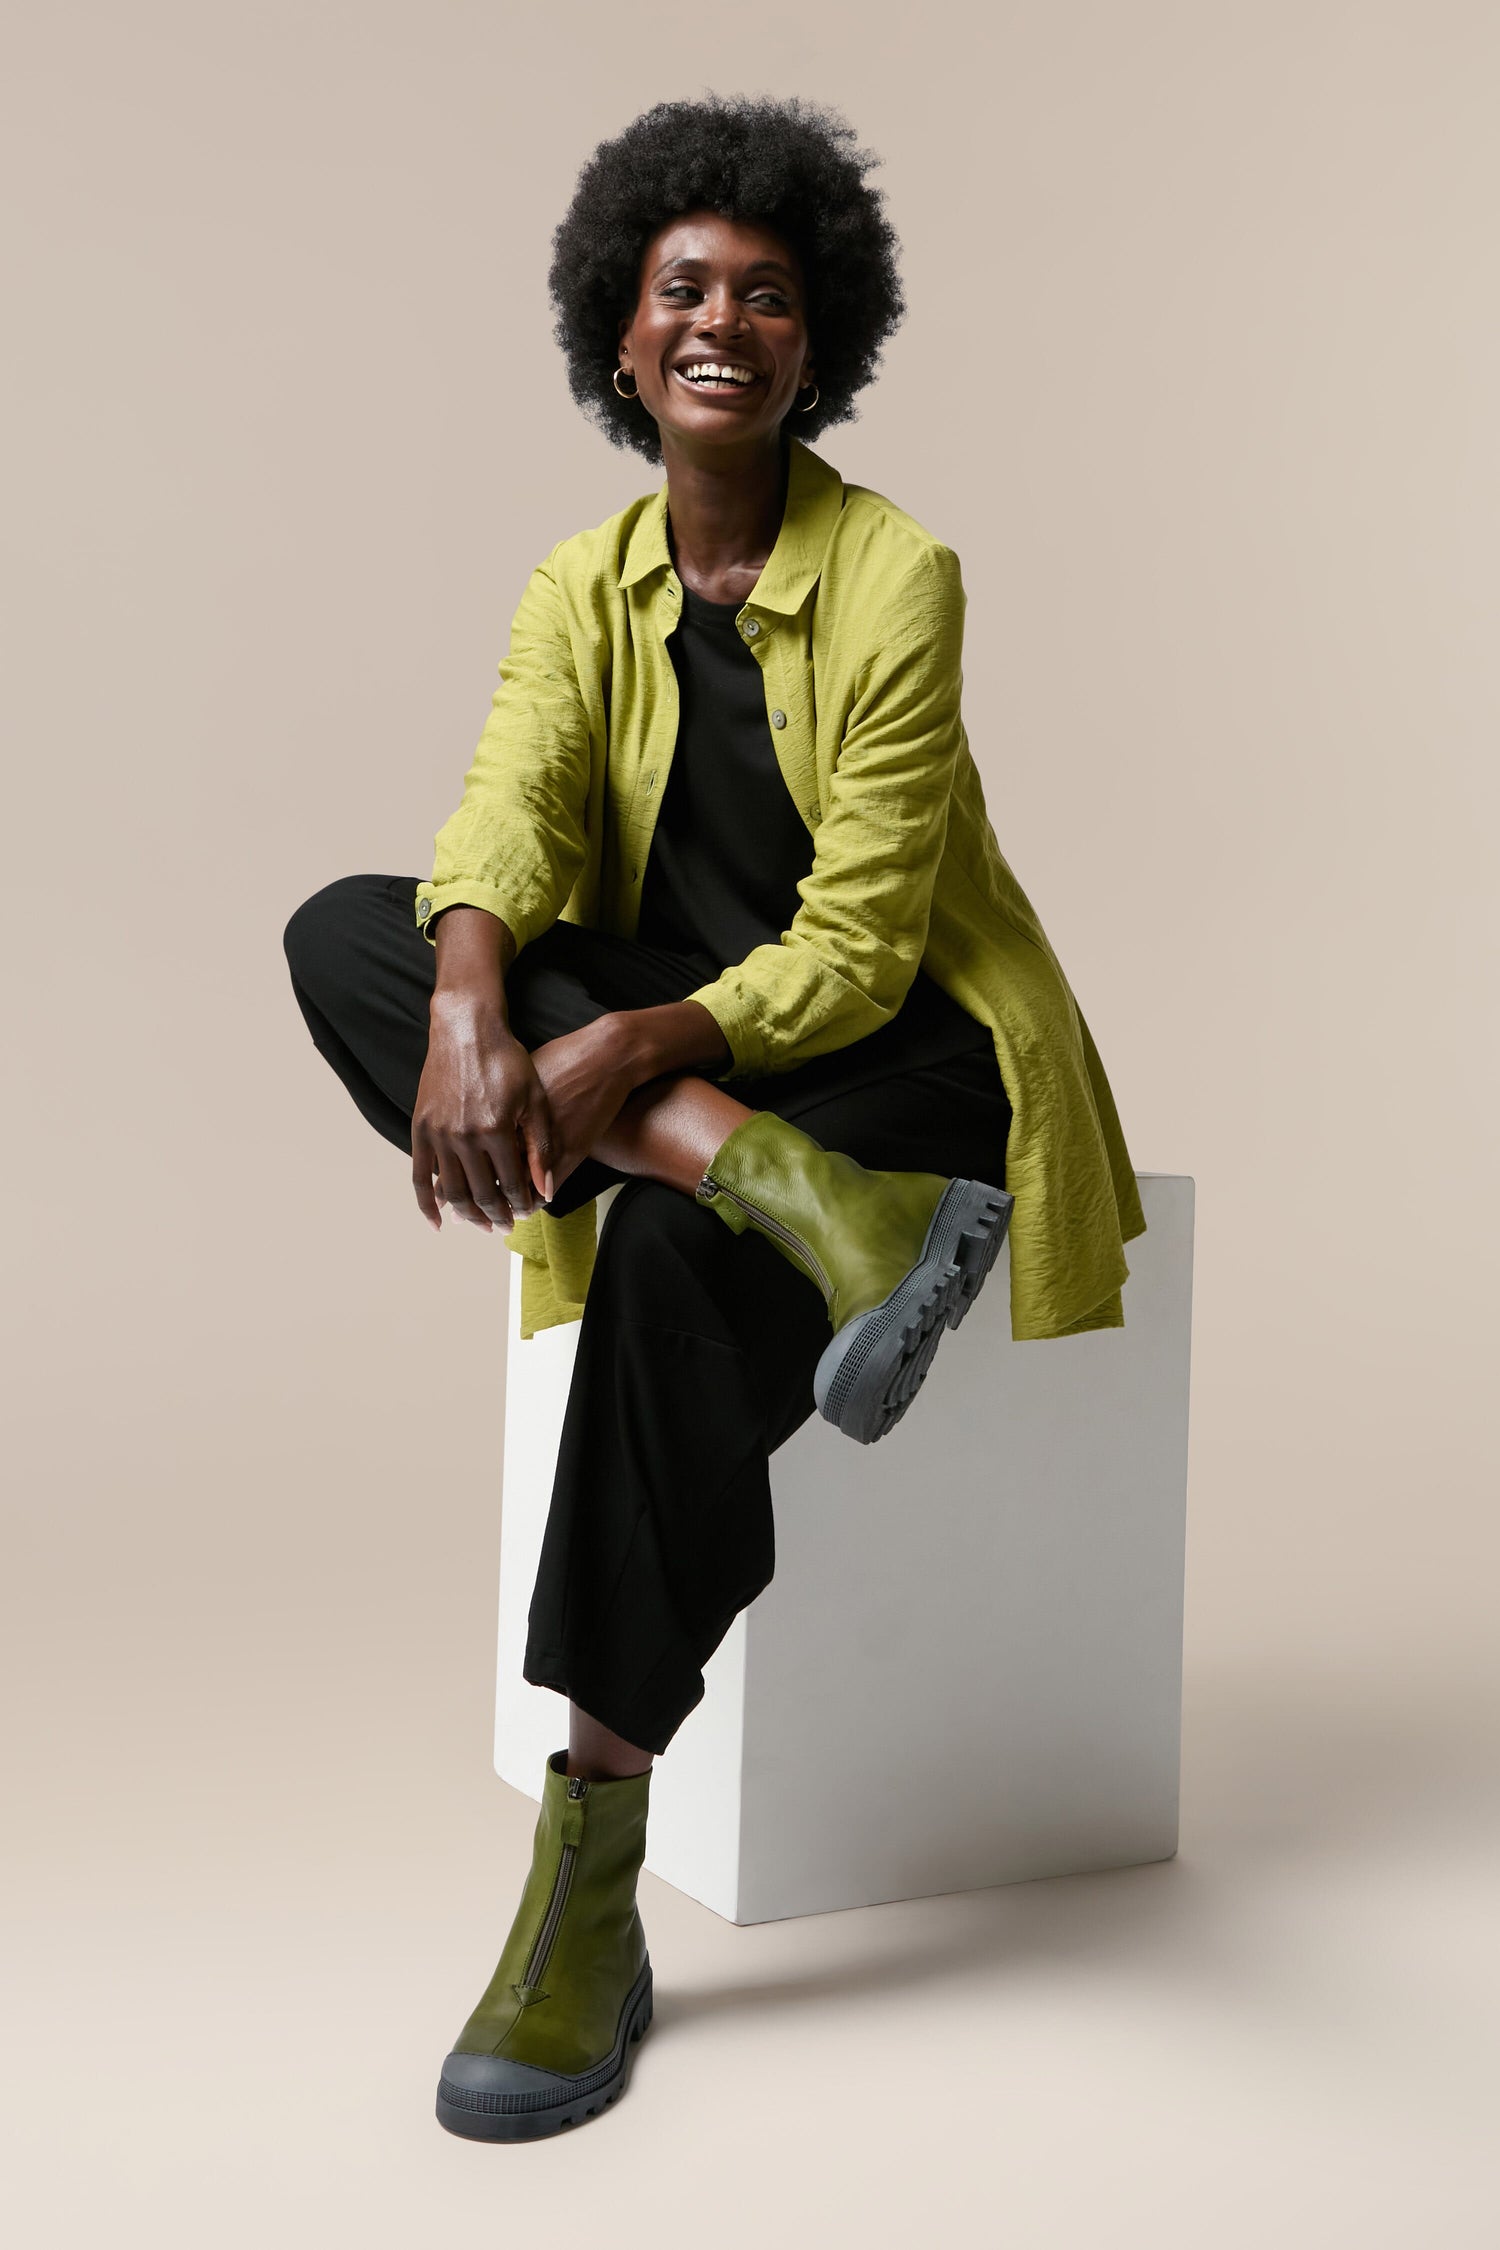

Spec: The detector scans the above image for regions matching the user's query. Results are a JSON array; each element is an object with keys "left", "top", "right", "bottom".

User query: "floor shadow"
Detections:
[{"left": 659, "top": 1662, "right": 1498, "bottom": 2030}]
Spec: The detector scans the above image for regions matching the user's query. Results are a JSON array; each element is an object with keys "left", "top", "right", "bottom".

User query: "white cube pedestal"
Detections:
[{"left": 495, "top": 1173, "right": 1194, "bottom": 1925}]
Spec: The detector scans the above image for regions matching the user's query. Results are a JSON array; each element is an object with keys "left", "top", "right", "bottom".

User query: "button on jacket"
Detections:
[{"left": 416, "top": 438, "right": 1147, "bottom": 1343}]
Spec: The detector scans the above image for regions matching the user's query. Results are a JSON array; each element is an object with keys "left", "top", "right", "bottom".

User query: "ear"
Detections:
[{"left": 617, "top": 313, "right": 633, "bottom": 371}]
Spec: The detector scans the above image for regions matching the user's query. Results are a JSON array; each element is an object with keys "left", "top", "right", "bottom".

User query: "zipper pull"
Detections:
[
  {"left": 696, "top": 1176, "right": 720, "bottom": 1202},
  {"left": 562, "top": 1772, "right": 588, "bottom": 1845}
]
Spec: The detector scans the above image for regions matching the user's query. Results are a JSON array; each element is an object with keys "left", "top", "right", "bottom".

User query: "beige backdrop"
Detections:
[{"left": 5, "top": 2, "right": 1496, "bottom": 2242}]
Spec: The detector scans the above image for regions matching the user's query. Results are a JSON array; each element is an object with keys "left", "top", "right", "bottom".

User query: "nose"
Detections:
[{"left": 694, "top": 282, "right": 747, "bottom": 340}]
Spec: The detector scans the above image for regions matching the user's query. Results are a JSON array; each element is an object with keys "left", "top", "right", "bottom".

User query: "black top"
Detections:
[
  {"left": 636, "top": 582, "right": 811, "bottom": 972},
  {"left": 635, "top": 579, "right": 992, "bottom": 1071}
]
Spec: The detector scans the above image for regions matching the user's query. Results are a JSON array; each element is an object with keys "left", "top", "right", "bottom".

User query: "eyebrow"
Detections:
[{"left": 650, "top": 255, "right": 799, "bottom": 285}]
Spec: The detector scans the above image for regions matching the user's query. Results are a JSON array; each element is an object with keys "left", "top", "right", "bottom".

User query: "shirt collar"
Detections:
[{"left": 619, "top": 436, "right": 845, "bottom": 614}]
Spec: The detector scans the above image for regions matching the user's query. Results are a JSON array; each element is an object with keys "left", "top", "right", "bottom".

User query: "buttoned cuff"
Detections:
[
  {"left": 414, "top": 878, "right": 536, "bottom": 951},
  {"left": 682, "top": 977, "right": 765, "bottom": 1082}
]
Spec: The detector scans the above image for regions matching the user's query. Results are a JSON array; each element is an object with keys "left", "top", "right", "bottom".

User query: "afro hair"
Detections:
[{"left": 547, "top": 94, "right": 905, "bottom": 460}]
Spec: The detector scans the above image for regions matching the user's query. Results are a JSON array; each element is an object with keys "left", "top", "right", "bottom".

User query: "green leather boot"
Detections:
[
  {"left": 435, "top": 1750, "right": 654, "bottom": 2141},
  {"left": 696, "top": 1109, "right": 1014, "bottom": 1445}
]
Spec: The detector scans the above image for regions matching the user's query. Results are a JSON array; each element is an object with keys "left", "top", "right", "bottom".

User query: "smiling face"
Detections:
[{"left": 617, "top": 209, "right": 817, "bottom": 457}]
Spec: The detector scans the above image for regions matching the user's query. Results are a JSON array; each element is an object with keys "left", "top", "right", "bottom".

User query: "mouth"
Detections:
[{"left": 672, "top": 358, "right": 762, "bottom": 396}]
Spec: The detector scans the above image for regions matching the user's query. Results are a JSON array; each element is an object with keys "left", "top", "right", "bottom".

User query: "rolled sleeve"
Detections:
[
  {"left": 413, "top": 877, "right": 548, "bottom": 951},
  {"left": 679, "top": 978, "right": 763, "bottom": 1082}
]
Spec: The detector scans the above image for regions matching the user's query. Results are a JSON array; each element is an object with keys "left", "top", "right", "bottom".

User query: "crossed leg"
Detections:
[
  {"left": 283, "top": 878, "right": 779, "bottom": 1777},
  {"left": 283, "top": 875, "right": 1010, "bottom": 1775}
]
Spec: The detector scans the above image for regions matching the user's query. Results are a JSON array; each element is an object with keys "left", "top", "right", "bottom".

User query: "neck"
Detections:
[{"left": 660, "top": 431, "right": 791, "bottom": 604}]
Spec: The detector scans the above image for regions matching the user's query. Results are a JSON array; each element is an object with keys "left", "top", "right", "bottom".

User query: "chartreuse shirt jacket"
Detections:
[{"left": 415, "top": 437, "right": 1147, "bottom": 1344}]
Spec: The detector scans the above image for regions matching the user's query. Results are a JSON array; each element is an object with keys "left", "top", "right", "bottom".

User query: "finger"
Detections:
[
  {"left": 486, "top": 1120, "right": 536, "bottom": 1222},
  {"left": 518, "top": 1094, "right": 558, "bottom": 1208},
  {"left": 434, "top": 1143, "right": 493, "bottom": 1231},
  {"left": 412, "top": 1135, "right": 442, "bottom": 1231},
  {"left": 455, "top": 1136, "right": 514, "bottom": 1229}
]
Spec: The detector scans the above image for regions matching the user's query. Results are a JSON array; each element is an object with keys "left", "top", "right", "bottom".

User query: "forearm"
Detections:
[
  {"left": 432, "top": 910, "right": 728, "bottom": 1085},
  {"left": 612, "top": 998, "right": 732, "bottom": 1087},
  {"left": 431, "top": 904, "right": 518, "bottom": 1026}
]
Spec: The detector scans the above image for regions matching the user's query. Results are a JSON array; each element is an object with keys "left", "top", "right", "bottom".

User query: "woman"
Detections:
[{"left": 284, "top": 94, "right": 1145, "bottom": 2142}]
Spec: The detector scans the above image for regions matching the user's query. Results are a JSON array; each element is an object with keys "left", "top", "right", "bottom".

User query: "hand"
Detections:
[
  {"left": 525, "top": 1017, "right": 643, "bottom": 1196},
  {"left": 411, "top": 996, "right": 556, "bottom": 1233}
]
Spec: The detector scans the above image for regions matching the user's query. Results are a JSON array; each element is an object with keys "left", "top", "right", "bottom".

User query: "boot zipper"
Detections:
[
  {"left": 695, "top": 1176, "right": 832, "bottom": 1300},
  {"left": 522, "top": 1774, "right": 588, "bottom": 1988}
]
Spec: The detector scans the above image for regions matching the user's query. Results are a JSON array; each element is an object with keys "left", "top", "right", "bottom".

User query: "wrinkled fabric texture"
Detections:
[{"left": 416, "top": 437, "right": 1146, "bottom": 1341}]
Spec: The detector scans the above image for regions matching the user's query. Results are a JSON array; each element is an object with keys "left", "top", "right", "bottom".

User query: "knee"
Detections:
[{"left": 282, "top": 874, "right": 372, "bottom": 1000}]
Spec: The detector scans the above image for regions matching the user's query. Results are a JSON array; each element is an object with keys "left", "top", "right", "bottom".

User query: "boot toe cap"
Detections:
[
  {"left": 436, "top": 2040, "right": 632, "bottom": 2137},
  {"left": 435, "top": 1960, "right": 653, "bottom": 2138},
  {"left": 439, "top": 2046, "right": 580, "bottom": 2104}
]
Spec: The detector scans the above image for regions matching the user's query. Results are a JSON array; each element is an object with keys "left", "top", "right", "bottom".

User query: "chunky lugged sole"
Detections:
[
  {"left": 435, "top": 1960, "right": 654, "bottom": 2143},
  {"left": 812, "top": 1179, "right": 1014, "bottom": 1445}
]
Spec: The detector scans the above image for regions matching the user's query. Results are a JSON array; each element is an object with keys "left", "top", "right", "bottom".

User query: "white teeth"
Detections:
[{"left": 679, "top": 361, "right": 755, "bottom": 386}]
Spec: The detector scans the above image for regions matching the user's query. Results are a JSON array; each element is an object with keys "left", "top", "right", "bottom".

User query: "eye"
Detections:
[{"left": 660, "top": 282, "right": 700, "bottom": 302}]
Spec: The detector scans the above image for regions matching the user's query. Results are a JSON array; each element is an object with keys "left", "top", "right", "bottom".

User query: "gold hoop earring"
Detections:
[
  {"left": 798, "top": 383, "right": 820, "bottom": 413},
  {"left": 613, "top": 367, "right": 638, "bottom": 400}
]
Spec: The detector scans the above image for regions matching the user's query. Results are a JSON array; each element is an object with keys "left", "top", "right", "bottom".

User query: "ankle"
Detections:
[
  {"left": 565, "top": 1754, "right": 654, "bottom": 1783},
  {"left": 567, "top": 1708, "right": 655, "bottom": 1782}
]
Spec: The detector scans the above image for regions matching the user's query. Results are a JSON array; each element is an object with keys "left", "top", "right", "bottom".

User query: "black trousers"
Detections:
[{"left": 284, "top": 875, "right": 1012, "bottom": 1754}]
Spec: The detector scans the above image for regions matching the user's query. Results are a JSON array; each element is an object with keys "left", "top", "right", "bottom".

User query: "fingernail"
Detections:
[{"left": 544, "top": 1170, "right": 555, "bottom": 1201}]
